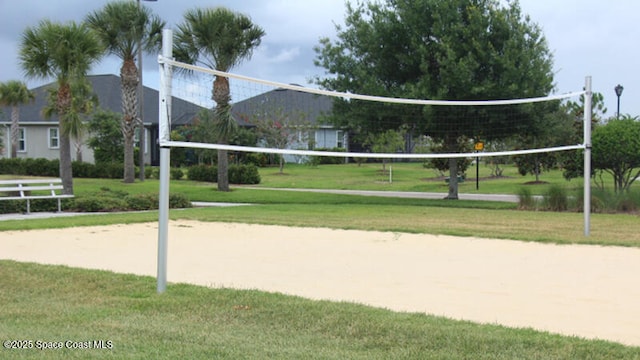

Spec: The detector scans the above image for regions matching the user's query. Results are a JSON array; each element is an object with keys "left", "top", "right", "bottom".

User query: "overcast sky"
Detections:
[{"left": 0, "top": 0, "right": 637, "bottom": 117}]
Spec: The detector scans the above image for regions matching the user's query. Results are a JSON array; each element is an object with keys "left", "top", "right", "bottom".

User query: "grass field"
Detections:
[
  {"left": 2, "top": 261, "right": 639, "bottom": 359},
  {"left": 2, "top": 163, "right": 640, "bottom": 358},
  {"left": 2, "top": 163, "right": 639, "bottom": 246},
  {"left": 252, "top": 162, "right": 583, "bottom": 194}
]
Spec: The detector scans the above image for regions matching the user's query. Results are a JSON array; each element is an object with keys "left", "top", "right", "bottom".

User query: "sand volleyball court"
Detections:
[{"left": 2, "top": 220, "right": 639, "bottom": 346}]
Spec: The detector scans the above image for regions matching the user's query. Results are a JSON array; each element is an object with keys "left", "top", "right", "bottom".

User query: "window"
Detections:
[
  {"left": 336, "top": 130, "right": 344, "bottom": 148},
  {"left": 48, "top": 128, "right": 59, "bottom": 149},
  {"left": 134, "top": 128, "right": 148, "bottom": 154},
  {"left": 18, "top": 128, "right": 26, "bottom": 152}
]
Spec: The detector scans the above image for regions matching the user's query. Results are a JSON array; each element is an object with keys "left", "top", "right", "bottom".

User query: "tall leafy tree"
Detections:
[
  {"left": 174, "top": 7, "right": 265, "bottom": 191},
  {"left": 86, "top": 1, "right": 164, "bottom": 183},
  {"left": 315, "top": 0, "right": 555, "bottom": 199},
  {"left": 253, "top": 109, "right": 311, "bottom": 174},
  {"left": 560, "top": 92, "right": 608, "bottom": 181},
  {"left": 0, "top": 80, "right": 34, "bottom": 158},
  {"left": 512, "top": 105, "right": 574, "bottom": 182},
  {"left": 591, "top": 116, "right": 640, "bottom": 193},
  {"left": 364, "top": 129, "right": 405, "bottom": 172},
  {"left": 19, "top": 20, "right": 104, "bottom": 194},
  {"left": 87, "top": 110, "right": 125, "bottom": 164}
]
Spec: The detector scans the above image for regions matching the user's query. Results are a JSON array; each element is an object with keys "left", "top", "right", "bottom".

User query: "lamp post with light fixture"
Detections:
[{"left": 614, "top": 84, "right": 623, "bottom": 120}]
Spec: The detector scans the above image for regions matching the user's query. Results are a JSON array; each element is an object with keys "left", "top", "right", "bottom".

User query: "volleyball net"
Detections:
[
  {"left": 155, "top": 29, "right": 593, "bottom": 293},
  {"left": 157, "top": 56, "right": 587, "bottom": 161}
]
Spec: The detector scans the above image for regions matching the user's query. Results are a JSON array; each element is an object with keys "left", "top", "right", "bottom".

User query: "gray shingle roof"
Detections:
[
  {"left": 231, "top": 87, "right": 333, "bottom": 127},
  {"left": 0, "top": 74, "right": 204, "bottom": 126}
]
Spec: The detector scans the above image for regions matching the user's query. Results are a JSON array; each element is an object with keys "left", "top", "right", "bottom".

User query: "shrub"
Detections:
[
  {"left": 229, "top": 164, "right": 260, "bottom": 184},
  {"left": 25, "top": 158, "right": 58, "bottom": 176},
  {"left": 309, "top": 147, "right": 346, "bottom": 165},
  {"left": 588, "top": 188, "right": 640, "bottom": 213},
  {"left": 170, "top": 168, "right": 184, "bottom": 180},
  {"left": 169, "top": 193, "right": 192, "bottom": 209},
  {"left": 516, "top": 187, "right": 536, "bottom": 210},
  {"left": 101, "top": 163, "right": 125, "bottom": 179},
  {"left": 145, "top": 166, "right": 159, "bottom": 179},
  {"left": 0, "top": 158, "right": 26, "bottom": 175},
  {"left": 71, "top": 196, "right": 128, "bottom": 212},
  {"left": 543, "top": 185, "right": 568, "bottom": 212},
  {"left": 0, "top": 198, "right": 64, "bottom": 214},
  {"left": 73, "top": 161, "right": 97, "bottom": 178},
  {"left": 125, "top": 193, "right": 158, "bottom": 211},
  {"left": 188, "top": 164, "right": 217, "bottom": 182},
  {"left": 70, "top": 189, "right": 191, "bottom": 213},
  {"left": 243, "top": 153, "right": 270, "bottom": 167},
  {"left": 187, "top": 164, "right": 259, "bottom": 184},
  {"left": 0, "top": 199, "right": 26, "bottom": 214}
]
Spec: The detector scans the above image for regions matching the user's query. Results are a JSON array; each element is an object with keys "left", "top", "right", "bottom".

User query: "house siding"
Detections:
[
  {"left": 0, "top": 74, "right": 205, "bottom": 166},
  {"left": 2, "top": 125, "right": 95, "bottom": 163}
]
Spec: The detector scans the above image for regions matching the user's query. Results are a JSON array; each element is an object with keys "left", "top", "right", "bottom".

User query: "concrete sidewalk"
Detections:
[{"left": 241, "top": 187, "right": 520, "bottom": 202}]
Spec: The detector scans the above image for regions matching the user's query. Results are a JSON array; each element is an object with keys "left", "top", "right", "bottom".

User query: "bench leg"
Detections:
[
  {"left": 26, "top": 199, "right": 30, "bottom": 214},
  {"left": 57, "top": 198, "right": 61, "bottom": 213}
]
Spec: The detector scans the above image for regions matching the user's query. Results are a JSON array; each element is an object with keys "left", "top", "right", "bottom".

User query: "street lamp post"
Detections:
[
  {"left": 137, "top": 0, "right": 157, "bottom": 181},
  {"left": 615, "top": 84, "right": 624, "bottom": 120}
]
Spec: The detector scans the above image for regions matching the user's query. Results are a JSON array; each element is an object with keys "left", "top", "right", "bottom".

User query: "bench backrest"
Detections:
[{"left": 0, "top": 179, "right": 64, "bottom": 197}]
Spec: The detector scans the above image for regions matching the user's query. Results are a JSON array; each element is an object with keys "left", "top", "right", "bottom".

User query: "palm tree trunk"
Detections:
[
  {"left": 75, "top": 142, "right": 83, "bottom": 162},
  {"left": 59, "top": 132, "right": 74, "bottom": 195},
  {"left": 123, "top": 122, "right": 136, "bottom": 182},
  {"left": 121, "top": 60, "right": 139, "bottom": 183},
  {"left": 10, "top": 106, "right": 19, "bottom": 158},
  {"left": 217, "top": 147, "right": 230, "bottom": 191},
  {"left": 57, "top": 83, "right": 74, "bottom": 195},
  {"left": 213, "top": 75, "right": 233, "bottom": 192}
]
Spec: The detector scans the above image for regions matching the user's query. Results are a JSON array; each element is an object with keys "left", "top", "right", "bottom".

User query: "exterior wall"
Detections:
[
  {"left": 12, "top": 125, "right": 96, "bottom": 163},
  {"left": 0, "top": 124, "right": 153, "bottom": 165},
  {"left": 282, "top": 128, "right": 347, "bottom": 164},
  {"left": 314, "top": 128, "right": 346, "bottom": 149}
]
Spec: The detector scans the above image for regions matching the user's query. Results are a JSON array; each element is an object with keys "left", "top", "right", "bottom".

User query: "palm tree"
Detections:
[
  {"left": 42, "top": 78, "right": 99, "bottom": 162},
  {"left": 86, "top": 1, "right": 164, "bottom": 183},
  {"left": 0, "top": 80, "right": 34, "bottom": 158},
  {"left": 19, "top": 20, "right": 104, "bottom": 195},
  {"left": 175, "top": 7, "right": 265, "bottom": 191}
]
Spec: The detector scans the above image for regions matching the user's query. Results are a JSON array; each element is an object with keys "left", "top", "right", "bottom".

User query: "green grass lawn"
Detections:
[
  {"left": 1, "top": 261, "right": 638, "bottom": 359},
  {"left": 2, "top": 164, "right": 640, "bottom": 357},
  {"left": 254, "top": 162, "right": 587, "bottom": 194},
  {"left": 2, "top": 163, "right": 639, "bottom": 246}
]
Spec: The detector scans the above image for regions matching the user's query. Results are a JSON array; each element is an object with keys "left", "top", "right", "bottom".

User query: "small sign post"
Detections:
[{"left": 474, "top": 141, "right": 484, "bottom": 190}]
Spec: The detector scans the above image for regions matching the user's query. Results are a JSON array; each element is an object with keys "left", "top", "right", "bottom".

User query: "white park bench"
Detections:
[{"left": 0, "top": 178, "right": 74, "bottom": 214}]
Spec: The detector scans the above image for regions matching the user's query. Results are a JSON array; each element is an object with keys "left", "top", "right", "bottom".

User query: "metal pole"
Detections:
[
  {"left": 137, "top": 0, "right": 145, "bottom": 181},
  {"left": 583, "top": 76, "right": 592, "bottom": 237},
  {"left": 476, "top": 155, "right": 479, "bottom": 190},
  {"left": 157, "top": 28, "right": 173, "bottom": 293}
]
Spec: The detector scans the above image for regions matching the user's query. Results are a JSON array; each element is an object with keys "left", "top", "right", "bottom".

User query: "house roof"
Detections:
[
  {"left": 231, "top": 86, "right": 333, "bottom": 127},
  {"left": 0, "top": 74, "right": 205, "bottom": 127},
  {"left": 1, "top": 76, "right": 334, "bottom": 130}
]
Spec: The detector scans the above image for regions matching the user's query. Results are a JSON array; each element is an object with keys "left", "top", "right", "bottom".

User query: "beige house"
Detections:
[{"left": 0, "top": 74, "right": 204, "bottom": 165}]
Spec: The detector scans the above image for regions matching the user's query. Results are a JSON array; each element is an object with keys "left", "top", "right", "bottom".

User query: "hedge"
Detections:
[
  {"left": 187, "top": 164, "right": 260, "bottom": 184},
  {"left": 0, "top": 158, "right": 260, "bottom": 185}
]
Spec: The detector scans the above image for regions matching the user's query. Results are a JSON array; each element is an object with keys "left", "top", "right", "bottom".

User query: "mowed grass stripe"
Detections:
[{"left": 1, "top": 261, "right": 639, "bottom": 359}]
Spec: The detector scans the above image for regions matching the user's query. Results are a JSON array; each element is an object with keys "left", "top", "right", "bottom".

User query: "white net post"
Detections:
[
  {"left": 583, "top": 76, "right": 592, "bottom": 237},
  {"left": 157, "top": 28, "right": 173, "bottom": 293}
]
